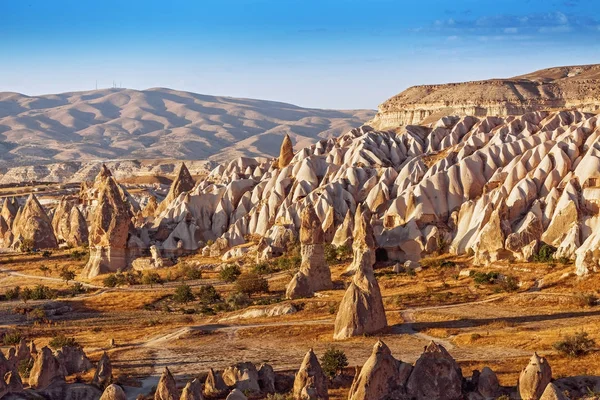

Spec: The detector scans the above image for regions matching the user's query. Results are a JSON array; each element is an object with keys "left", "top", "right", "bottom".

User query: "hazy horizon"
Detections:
[{"left": 2, "top": 0, "right": 600, "bottom": 109}]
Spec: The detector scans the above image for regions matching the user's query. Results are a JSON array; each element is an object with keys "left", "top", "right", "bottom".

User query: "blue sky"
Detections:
[{"left": 1, "top": 0, "right": 599, "bottom": 109}]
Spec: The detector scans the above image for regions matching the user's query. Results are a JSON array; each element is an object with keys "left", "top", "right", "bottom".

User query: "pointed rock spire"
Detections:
[
  {"left": 348, "top": 340, "right": 412, "bottom": 400},
  {"left": 28, "top": 346, "right": 66, "bottom": 390},
  {"left": 52, "top": 196, "right": 73, "bottom": 242},
  {"left": 83, "top": 176, "right": 132, "bottom": 278},
  {"left": 67, "top": 206, "right": 89, "bottom": 247},
  {"left": 333, "top": 205, "right": 387, "bottom": 339},
  {"left": 93, "top": 352, "right": 113, "bottom": 388},
  {"left": 1, "top": 197, "right": 18, "bottom": 227},
  {"left": 11, "top": 194, "right": 58, "bottom": 250},
  {"left": 157, "top": 163, "right": 195, "bottom": 215},
  {"left": 155, "top": 366, "right": 179, "bottom": 400},
  {"left": 204, "top": 368, "right": 228, "bottom": 397},
  {"left": 406, "top": 341, "right": 463, "bottom": 400},
  {"left": 540, "top": 382, "right": 567, "bottom": 400},
  {"left": 519, "top": 353, "right": 552, "bottom": 400},
  {"left": 180, "top": 378, "right": 204, "bottom": 400},
  {"left": 278, "top": 134, "right": 294, "bottom": 168},
  {"left": 292, "top": 349, "right": 328, "bottom": 400}
]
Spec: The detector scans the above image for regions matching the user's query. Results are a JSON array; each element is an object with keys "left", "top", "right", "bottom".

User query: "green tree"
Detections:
[
  {"left": 220, "top": 264, "right": 241, "bottom": 283},
  {"left": 142, "top": 272, "right": 164, "bottom": 287},
  {"left": 235, "top": 273, "right": 269, "bottom": 296},
  {"left": 320, "top": 347, "right": 348, "bottom": 379},
  {"left": 173, "top": 283, "right": 195, "bottom": 304},
  {"left": 60, "top": 267, "right": 76, "bottom": 284},
  {"left": 197, "top": 285, "right": 221, "bottom": 304}
]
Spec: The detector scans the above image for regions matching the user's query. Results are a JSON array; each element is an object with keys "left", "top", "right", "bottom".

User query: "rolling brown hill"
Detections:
[{"left": 0, "top": 88, "right": 374, "bottom": 167}]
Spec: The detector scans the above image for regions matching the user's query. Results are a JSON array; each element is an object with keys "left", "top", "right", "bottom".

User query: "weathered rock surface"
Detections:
[
  {"left": 519, "top": 353, "right": 552, "bottom": 400},
  {"left": 348, "top": 340, "right": 412, "bottom": 400},
  {"left": 28, "top": 346, "right": 66, "bottom": 390},
  {"left": 204, "top": 368, "right": 228, "bottom": 397},
  {"left": 100, "top": 384, "right": 128, "bottom": 400},
  {"left": 286, "top": 204, "right": 332, "bottom": 299},
  {"left": 66, "top": 206, "right": 89, "bottom": 247},
  {"left": 333, "top": 206, "right": 387, "bottom": 339},
  {"left": 293, "top": 349, "right": 328, "bottom": 400},
  {"left": 180, "top": 378, "right": 204, "bottom": 400},
  {"left": 226, "top": 389, "right": 248, "bottom": 400},
  {"left": 406, "top": 341, "right": 463, "bottom": 400},
  {"left": 258, "top": 363, "right": 276, "bottom": 394},
  {"left": 222, "top": 362, "right": 261, "bottom": 393},
  {"left": 93, "top": 352, "right": 113, "bottom": 388},
  {"left": 156, "top": 163, "right": 196, "bottom": 215},
  {"left": 279, "top": 134, "right": 294, "bottom": 168},
  {"left": 477, "top": 366, "right": 500, "bottom": 399},
  {"left": 54, "top": 345, "right": 93, "bottom": 375},
  {"left": 11, "top": 194, "right": 58, "bottom": 249},
  {"left": 155, "top": 367, "right": 179, "bottom": 400},
  {"left": 83, "top": 168, "right": 133, "bottom": 278},
  {"left": 539, "top": 383, "right": 568, "bottom": 400}
]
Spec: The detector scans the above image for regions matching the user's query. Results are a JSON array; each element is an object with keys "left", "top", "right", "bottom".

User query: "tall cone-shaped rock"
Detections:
[
  {"left": 345, "top": 205, "right": 376, "bottom": 274},
  {"left": 204, "top": 368, "right": 228, "bottom": 397},
  {"left": 100, "top": 384, "right": 127, "bottom": 400},
  {"left": 157, "top": 163, "right": 195, "bottom": 215},
  {"left": 155, "top": 367, "right": 179, "bottom": 400},
  {"left": 292, "top": 349, "right": 328, "bottom": 400},
  {"left": 332, "top": 209, "right": 354, "bottom": 248},
  {"left": 67, "top": 206, "right": 89, "bottom": 247},
  {"left": 333, "top": 206, "right": 387, "bottom": 339},
  {"left": 278, "top": 134, "right": 294, "bottom": 168},
  {"left": 93, "top": 351, "right": 113, "bottom": 388},
  {"left": 180, "top": 378, "right": 204, "bottom": 400},
  {"left": 52, "top": 196, "right": 73, "bottom": 242},
  {"left": 1, "top": 197, "right": 18, "bottom": 227},
  {"left": 28, "top": 346, "right": 66, "bottom": 390},
  {"left": 12, "top": 194, "right": 58, "bottom": 250},
  {"left": 348, "top": 340, "right": 412, "bottom": 400},
  {"left": 519, "top": 353, "right": 552, "bottom": 400},
  {"left": 83, "top": 175, "right": 132, "bottom": 278},
  {"left": 142, "top": 195, "right": 159, "bottom": 218},
  {"left": 286, "top": 204, "right": 332, "bottom": 299},
  {"left": 406, "top": 341, "right": 463, "bottom": 400}
]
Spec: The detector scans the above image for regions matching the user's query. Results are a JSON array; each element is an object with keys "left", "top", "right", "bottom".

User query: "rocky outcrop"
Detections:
[
  {"left": 11, "top": 194, "right": 58, "bottom": 249},
  {"left": 204, "top": 368, "right": 228, "bottom": 397},
  {"left": 65, "top": 206, "right": 88, "bottom": 247},
  {"left": 371, "top": 64, "right": 600, "bottom": 128},
  {"left": 258, "top": 363, "right": 276, "bottom": 394},
  {"left": 2, "top": 197, "right": 18, "bottom": 227},
  {"left": 332, "top": 209, "right": 353, "bottom": 248},
  {"left": 156, "top": 163, "right": 195, "bottom": 215},
  {"left": 100, "top": 384, "right": 128, "bottom": 400},
  {"left": 226, "top": 389, "right": 248, "bottom": 400},
  {"left": 155, "top": 367, "right": 179, "bottom": 400},
  {"left": 348, "top": 340, "right": 412, "bottom": 400},
  {"left": 477, "top": 366, "right": 500, "bottom": 399},
  {"left": 54, "top": 345, "right": 93, "bottom": 375},
  {"left": 278, "top": 134, "right": 294, "bottom": 168},
  {"left": 222, "top": 362, "right": 261, "bottom": 393},
  {"left": 5, "top": 370, "right": 23, "bottom": 393},
  {"left": 286, "top": 204, "right": 332, "bottom": 299},
  {"left": 519, "top": 353, "right": 552, "bottom": 400},
  {"left": 83, "top": 169, "right": 133, "bottom": 278},
  {"left": 406, "top": 341, "right": 463, "bottom": 400},
  {"left": 52, "top": 197, "right": 73, "bottom": 243},
  {"left": 180, "top": 378, "right": 204, "bottom": 400},
  {"left": 28, "top": 346, "right": 66, "bottom": 390},
  {"left": 93, "top": 352, "right": 112, "bottom": 388},
  {"left": 292, "top": 349, "right": 328, "bottom": 400},
  {"left": 539, "top": 383, "right": 568, "bottom": 400},
  {"left": 333, "top": 206, "right": 387, "bottom": 340}
]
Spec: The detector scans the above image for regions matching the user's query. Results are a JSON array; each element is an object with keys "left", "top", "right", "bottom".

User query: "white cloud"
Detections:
[{"left": 504, "top": 27, "right": 518, "bottom": 34}]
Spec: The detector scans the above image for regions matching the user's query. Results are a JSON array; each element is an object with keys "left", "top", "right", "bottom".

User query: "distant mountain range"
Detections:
[{"left": 0, "top": 88, "right": 374, "bottom": 167}]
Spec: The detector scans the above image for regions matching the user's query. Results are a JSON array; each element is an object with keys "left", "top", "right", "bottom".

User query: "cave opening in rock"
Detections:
[{"left": 375, "top": 248, "right": 389, "bottom": 262}]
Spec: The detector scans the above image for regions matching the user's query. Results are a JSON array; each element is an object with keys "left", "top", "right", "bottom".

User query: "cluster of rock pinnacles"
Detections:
[{"left": 0, "top": 336, "right": 564, "bottom": 400}]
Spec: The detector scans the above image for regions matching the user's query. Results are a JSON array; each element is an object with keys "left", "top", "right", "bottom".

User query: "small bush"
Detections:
[
  {"left": 253, "top": 262, "right": 272, "bottom": 275},
  {"left": 576, "top": 293, "right": 598, "bottom": 308},
  {"left": 320, "top": 347, "right": 348, "bottom": 379},
  {"left": 59, "top": 267, "right": 76, "bottom": 284},
  {"left": 235, "top": 273, "right": 269, "bottom": 296},
  {"left": 553, "top": 331, "right": 596, "bottom": 357},
  {"left": 49, "top": 334, "right": 78, "bottom": 349},
  {"left": 5, "top": 286, "right": 21, "bottom": 301},
  {"left": 470, "top": 333, "right": 482, "bottom": 341},
  {"left": 173, "top": 283, "right": 195, "bottom": 304},
  {"left": 499, "top": 275, "right": 519, "bottom": 292},
  {"left": 70, "top": 249, "right": 88, "bottom": 261},
  {"left": 42, "top": 250, "right": 52, "bottom": 258},
  {"left": 3, "top": 330, "right": 22, "bottom": 346},
  {"left": 27, "top": 308, "right": 47, "bottom": 321},
  {"left": 470, "top": 271, "right": 500, "bottom": 285},
  {"left": 19, "top": 238, "right": 35, "bottom": 253},
  {"left": 103, "top": 274, "right": 119, "bottom": 288},
  {"left": 227, "top": 292, "right": 251, "bottom": 310},
  {"left": 179, "top": 263, "right": 202, "bottom": 280},
  {"left": 533, "top": 243, "right": 557, "bottom": 263},
  {"left": 220, "top": 264, "right": 241, "bottom": 283},
  {"left": 142, "top": 272, "right": 164, "bottom": 287},
  {"left": 197, "top": 285, "right": 221, "bottom": 304}
]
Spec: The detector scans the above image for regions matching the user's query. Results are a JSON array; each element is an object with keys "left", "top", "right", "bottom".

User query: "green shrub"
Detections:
[
  {"left": 5, "top": 286, "right": 21, "bottom": 301},
  {"left": 49, "top": 334, "right": 78, "bottom": 349},
  {"left": 19, "top": 238, "right": 35, "bottom": 253},
  {"left": 320, "top": 347, "right": 348, "bottom": 379},
  {"left": 470, "top": 271, "right": 499, "bottom": 285},
  {"left": 226, "top": 292, "right": 251, "bottom": 310},
  {"left": 179, "top": 263, "right": 202, "bottom": 280},
  {"left": 173, "top": 283, "right": 195, "bottom": 304},
  {"left": 59, "top": 267, "right": 76, "bottom": 284},
  {"left": 220, "top": 264, "right": 241, "bottom": 283},
  {"left": 69, "top": 249, "right": 88, "bottom": 261},
  {"left": 27, "top": 308, "right": 46, "bottom": 321},
  {"left": 576, "top": 293, "right": 598, "bottom": 307},
  {"left": 197, "top": 285, "right": 221, "bottom": 304},
  {"left": 500, "top": 275, "right": 519, "bottom": 292},
  {"left": 553, "top": 331, "right": 596, "bottom": 357},
  {"left": 142, "top": 272, "right": 164, "bottom": 287},
  {"left": 103, "top": 274, "right": 119, "bottom": 288},
  {"left": 42, "top": 250, "right": 52, "bottom": 258},
  {"left": 533, "top": 243, "right": 557, "bottom": 263},
  {"left": 3, "top": 330, "right": 22, "bottom": 346},
  {"left": 252, "top": 262, "right": 272, "bottom": 275},
  {"left": 235, "top": 273, "right": 269, "bottom": 296},
  {"left": 70, "top": 282, "right": 86, "bottom": 296}
]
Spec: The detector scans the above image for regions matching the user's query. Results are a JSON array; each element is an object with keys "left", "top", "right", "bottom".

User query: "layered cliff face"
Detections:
[{"left": 371, "top": 64, "right": 600, "bottom": 129}]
